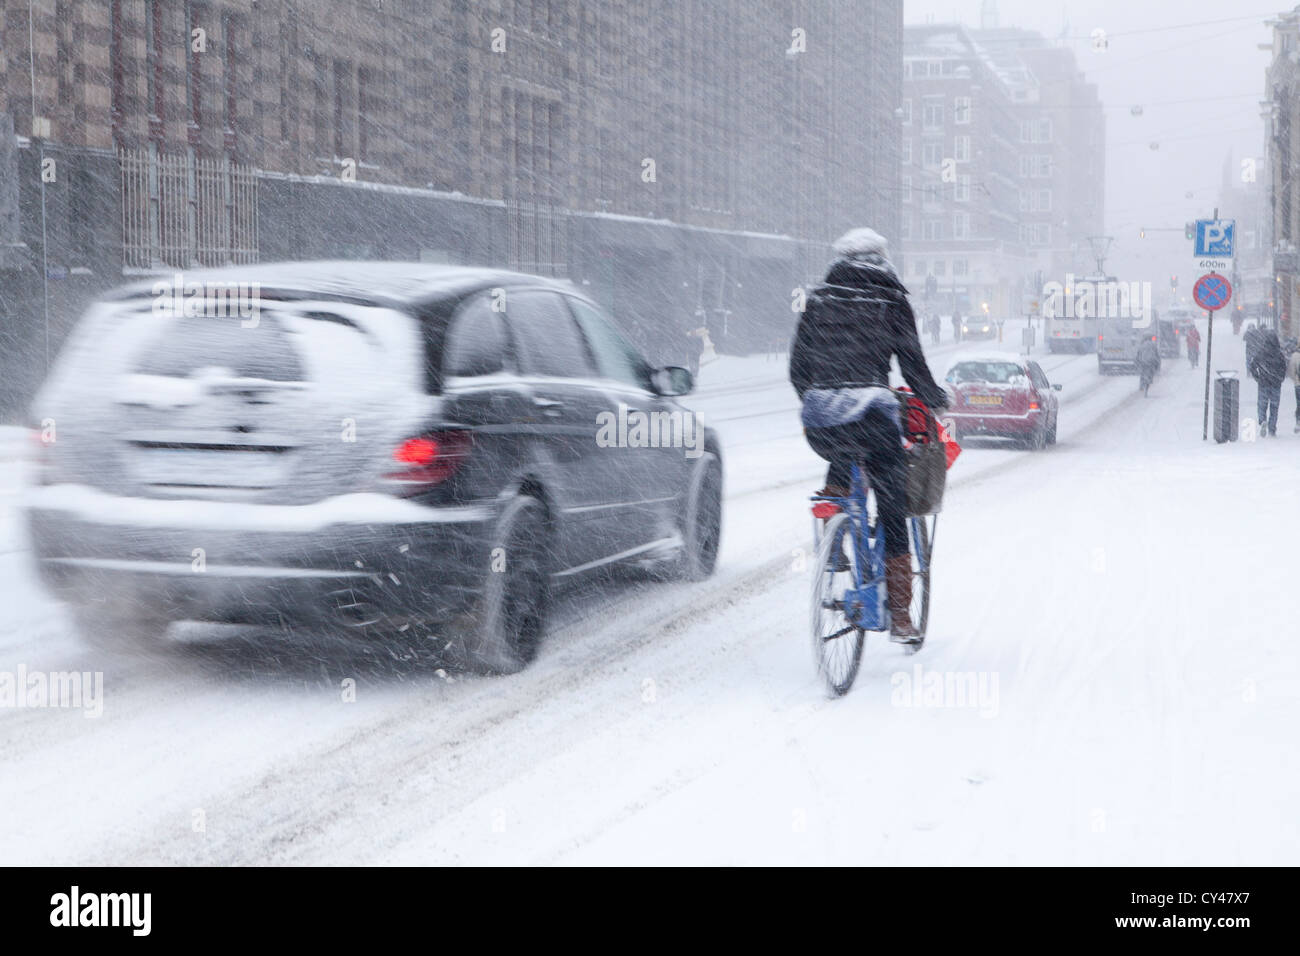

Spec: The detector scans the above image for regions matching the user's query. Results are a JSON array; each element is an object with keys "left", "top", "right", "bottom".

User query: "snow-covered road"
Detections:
[{"left": 2, "top": 324, "right": 1297, "bottom": 864}]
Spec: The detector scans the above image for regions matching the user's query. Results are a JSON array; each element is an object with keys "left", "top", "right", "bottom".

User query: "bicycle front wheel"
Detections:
[
  {"left": 811, "top": 511, "right": 866, "bottom": 696},
  {"left": 905, "top": 515, "right": 932, "bottom": 653}
]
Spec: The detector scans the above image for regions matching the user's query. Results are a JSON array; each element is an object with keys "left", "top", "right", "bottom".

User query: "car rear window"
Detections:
[{"left": 949, "top": 361, "right": 1026, "bottom": 384}]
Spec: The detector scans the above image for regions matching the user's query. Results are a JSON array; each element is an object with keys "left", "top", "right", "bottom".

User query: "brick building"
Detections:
[{"left": 0, "top": 1, "right": 904, "bottom": 415}]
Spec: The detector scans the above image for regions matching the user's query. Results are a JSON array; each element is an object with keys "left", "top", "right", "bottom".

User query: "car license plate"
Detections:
[{"left": 967, "top": 395, "right": 1002, "bottom": 405}]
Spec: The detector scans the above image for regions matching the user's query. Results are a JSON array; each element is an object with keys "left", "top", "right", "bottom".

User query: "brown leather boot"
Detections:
[{"left": 886, "top": 554, "right": 920, "bottom": 641}]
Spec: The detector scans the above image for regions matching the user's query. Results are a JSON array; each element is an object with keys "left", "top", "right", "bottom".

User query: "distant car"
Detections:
[
  {"left": 960, "top": 316, "right": 997, "bottom": 340},
  {"left": 942, "top": 354, "right": 1061, "bottom": 449},
  {"left": 1156, "top": 318, "right": 1180, "bottom": 359},
  {"left": 1098, "top": 316, "right": 1159, "bottom": 374},
  {"left": 23, "top": 262, "right": 724, "bottom": 673},
  {"left": 1168, "top": 308, "right": 1197, "bottom": 339}
]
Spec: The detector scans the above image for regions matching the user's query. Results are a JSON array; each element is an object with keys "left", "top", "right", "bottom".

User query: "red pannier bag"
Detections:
[{"left": 896, "top": 388, "right": 961, "bottom": 514}]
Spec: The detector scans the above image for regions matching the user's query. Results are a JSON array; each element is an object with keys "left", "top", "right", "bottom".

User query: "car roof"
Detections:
[{"left": 102, "top": 261, "right": 571, "bottom": 309}]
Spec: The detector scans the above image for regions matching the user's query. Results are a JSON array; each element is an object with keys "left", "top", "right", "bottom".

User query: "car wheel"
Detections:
[
  {"left": 1025, "top": 424, "right": 1047, "bottom": 451},
  {"left": 673, "top": 451, "right": 722, "bottom": 581},
  {"left": 70, "top": 606, "right": 172, "bottom": 655},
  {"left": 1047, "top": 415, "right": 1058, "bottom": 445},
  {"left": 464, "top": 495, "right": 550, "bottom": 674}
]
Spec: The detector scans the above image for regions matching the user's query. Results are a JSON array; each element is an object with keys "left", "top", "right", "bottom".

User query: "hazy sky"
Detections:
[{"left": 904, "top": 0, "right": 1280, "bottom": 286}]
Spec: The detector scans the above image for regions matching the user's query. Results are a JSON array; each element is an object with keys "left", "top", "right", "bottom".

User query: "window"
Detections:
[
  {"left": 901, "top": 175, "right": 912, "bottom": 203},
  {"left": 952, "top": 259, "right": 968, "bottom": 276},
  {"left": 948, "top": 361, "right": 1027, "bottom": 385},
  {"left": 1028, "top": 363, "right": 1050, "bottom": 389},
  {"left": 506, "top": 291, "right": 593, "bottom": 378},
  {"left": 567, "top": 297, "right": 647, "bottom": 389},
  {"left": 933, "top": 260, "right": 946, "bottom": 277},
  {"left": 954, "top": 97, "right": 971, "bottom": 124},
  {"left": 922, "top": 142, "right": 942, "bottom": 167},
  {"left": 953, "top": 135, "right": 970, "bottom": 162},
  {"left": 901, "top": 139, "right": 911, "bottom": 164},
  {"left": 900, "top": 216, "right": 912, "bottom": 241},
  {"left": 954, "top": 175, "right": 970, "bottom": 202},
  {"left": 953, "top": 212, "right": 970, "bottom": 239},
  {"left": 923, "top": 99, "right": 945, "bottom": 128},
  {"left": 901, "top": 99, "right": 912, "bottom": 125},
  {"left": 922, "top": 220, "right": 942, "bottom": 241},
  {"left": 1032, "top": 155, "right": 1053, "bottom": 177},
  {"left": 1036, "top": 118, "right": 1053, "bottom": 143},
  {"left": 1038, "top": 189, "right": 1052, "bottom": 212},
  {"left": 444, "top": 295, "right": 508, "bottom": 378}
]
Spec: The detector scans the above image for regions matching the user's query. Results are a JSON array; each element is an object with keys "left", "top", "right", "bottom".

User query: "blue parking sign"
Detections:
[{"left": 1194, "top": 219, "right": 1235, "bottom": 258}]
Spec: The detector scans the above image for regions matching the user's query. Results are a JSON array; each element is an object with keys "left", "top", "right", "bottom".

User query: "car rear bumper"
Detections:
[
  {"left": 944, "top": 408, "right": 1044, "bottom": 436},
  {"left": 24, "top": 484, "right": 497, "bottom": 627}
]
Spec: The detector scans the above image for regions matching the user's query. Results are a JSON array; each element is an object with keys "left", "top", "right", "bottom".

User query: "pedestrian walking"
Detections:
[
  {"left": 1136, "top": 338, "right": 1160, "bottom": 397},
  {"left": 1288, "top": 341, "right": 1300, "bottom": 434},
  {"left": 1248, "top": 329, "right": 1287, "bottom": 436},
  {"left": 1186, "top": 324, "right": 1201, "bottom": 369}
]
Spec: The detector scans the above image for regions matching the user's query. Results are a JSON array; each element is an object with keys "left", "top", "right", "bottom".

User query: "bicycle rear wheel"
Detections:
[{"left": 811, "top": 511, "right": 866, "bottom": 696}]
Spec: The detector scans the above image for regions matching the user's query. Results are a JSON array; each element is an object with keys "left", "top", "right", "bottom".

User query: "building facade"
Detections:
[
  {"left": 900, "top": 24, "right": 1104, "bottom": 320},
  {"left": 0, "top": 0, "right": 904, "bottom": 417},
  {"left": 1264, "top": 7, "right": 1300, "bottom": 338}
]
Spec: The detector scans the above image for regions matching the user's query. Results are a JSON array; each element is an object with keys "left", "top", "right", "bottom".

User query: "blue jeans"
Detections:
[{"left": 1259, "top": 382, "right": 1282, "bottom": 434}]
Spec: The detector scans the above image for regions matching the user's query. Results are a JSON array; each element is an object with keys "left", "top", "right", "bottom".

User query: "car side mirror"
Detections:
[
  {"left": 652, "top": 366, "right": 694, "bottom": 396},
  {"left": 1052, "top": 383, "right": 1063, "bottom": 391}
]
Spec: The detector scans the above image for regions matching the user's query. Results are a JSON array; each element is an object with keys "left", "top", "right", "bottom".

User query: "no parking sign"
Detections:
[{"left": 1193, "top": 273, "right": 1232, "bottom": 311}]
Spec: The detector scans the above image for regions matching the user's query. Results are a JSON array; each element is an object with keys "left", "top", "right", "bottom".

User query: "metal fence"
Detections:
[
  {"left": 506, "top": 198, "right": 567, "bottom": 277},
  {"left": 119, "top": 146, "right": 258, "bottom": 270}
]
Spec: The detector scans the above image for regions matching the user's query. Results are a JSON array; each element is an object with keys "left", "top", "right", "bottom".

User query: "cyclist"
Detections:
[
  {"left": 1136, "top": 337, "right": 1160, "bottom": 396},
  {"left": 790, "top": 228, "right": 949, "bottom": 641}
]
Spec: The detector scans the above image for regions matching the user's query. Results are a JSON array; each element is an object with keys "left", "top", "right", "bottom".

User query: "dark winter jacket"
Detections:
[
  {"left": 1244, "top": 326, "right": 1263, "bottom": 377},
  {"left": 1249, "top": 331, "right": 1287, "bottom": 387},
  {"left": 789, "top": 254, "right": 949, "bottom": 411},
  {"left": 1136, "top": 340, "right": 1160, "bottom": 372}
]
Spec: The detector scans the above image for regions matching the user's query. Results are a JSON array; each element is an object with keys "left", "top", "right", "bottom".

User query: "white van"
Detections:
[{"left": 1097, "top": 314, "right": 1157, "bottom": 374}]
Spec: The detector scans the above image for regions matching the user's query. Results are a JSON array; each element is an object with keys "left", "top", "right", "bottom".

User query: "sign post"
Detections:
[{"left": 1193, "top": 271, "right": 1233, "bottom": 440}]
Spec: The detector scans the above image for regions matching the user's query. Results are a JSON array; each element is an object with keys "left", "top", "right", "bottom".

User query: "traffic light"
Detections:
[
  {"left": 1185, "top": 222, "right": 1194, "bottom": 240},
  {"left": 1170, "top": 275, "right": 1178, "bottom": 289}
]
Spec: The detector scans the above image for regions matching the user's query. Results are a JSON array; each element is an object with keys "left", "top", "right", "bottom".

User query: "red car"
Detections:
[{"left": 941, "top": 355, "right": 1062, "bottom": 449}]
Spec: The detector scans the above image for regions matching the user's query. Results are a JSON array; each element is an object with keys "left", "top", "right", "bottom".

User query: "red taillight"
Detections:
[
  {"left": 1028, "top": 400, "right": 1040, "bottom": 410},
  {"left": 1097, "top": 334, "right": 1104, "bottom": 343},
  {"left": 812, "top": 501, "right": 841, "bottom": 519},
  {"left": 393, "top": 437, "right": 438, "bottom": 465},
  {"left": 384, "top": 431, "right": 472, "bottom": 493}
]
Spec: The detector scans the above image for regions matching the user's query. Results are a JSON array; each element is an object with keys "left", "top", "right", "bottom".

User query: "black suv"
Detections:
[{"left": 25, "top": 262, "right": 723, "bottom": 672}]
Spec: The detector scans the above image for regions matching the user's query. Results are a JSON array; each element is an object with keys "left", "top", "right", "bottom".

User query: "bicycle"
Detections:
[{"left": 809, "top": 462, "right": 937, "bottom": 698}]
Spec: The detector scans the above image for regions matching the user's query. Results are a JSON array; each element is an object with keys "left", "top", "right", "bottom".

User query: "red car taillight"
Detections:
[
  {"left": 382, "top": 431, "right": 472, "bottom": 494},
  {"left": 811, "top": 501, "right": 841, "bottom": 519}
]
